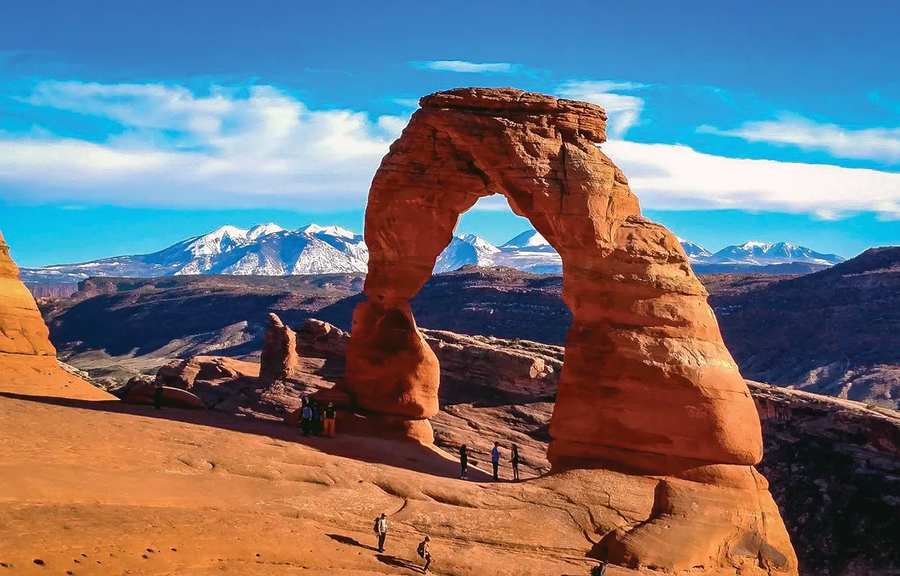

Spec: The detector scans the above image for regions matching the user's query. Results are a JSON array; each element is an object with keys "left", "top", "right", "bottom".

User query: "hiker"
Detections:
[
  {"left": 511, "top": 444, "right": 520, "bottom": 481},
  {"left": 491, "top": 441, "right": 501, "bottom": 481},
  {"left": 324, "top": 401, "right": 336, "bottom": 438},
  {"left": 459, "top": 444, "right": 468, "bottom": 479},
  {"left": 591, "top": 560, "right": 608, "bottom": 576},
  {"left": 300, "top": 402, "right": 313, "bottom": 437},
  {"left": 417, "top": 535, "right": 432, "bottom": 573},
  {"left": 311, "top": 401, "right": 322, "bottom": 436},
  {"left": 153, "top": 381, "right": 164, "bottom": 410},
  {"left": 373, "top": 513, "right": 388, "bottom": 552}
]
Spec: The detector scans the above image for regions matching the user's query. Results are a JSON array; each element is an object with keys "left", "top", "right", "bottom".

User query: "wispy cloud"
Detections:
[
  {"left": 415, "top": 60, "right": 522, "bottom": 74},
  {"left": 699, "top": 113, "right": 900, "bottom": 164},
  {"left": 0, "top": 80, "right": 409, "bottom": 208},
  {"left": 5, "top": 79, "right": 900, "bottom": 220},
  {"left": 555, "top": 80, "right": 647, "bottom": 138},
  {"left": 603, "top": 140, "right": 900, "bottom": 219}
]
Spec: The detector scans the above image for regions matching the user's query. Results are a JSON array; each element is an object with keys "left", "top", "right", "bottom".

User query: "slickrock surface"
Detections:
[
  {"left": 342, "top": 87, "right": 795, "bottom": 573},
  {"left": 0, "top": 229, "right": 111, "bottom": 401}
]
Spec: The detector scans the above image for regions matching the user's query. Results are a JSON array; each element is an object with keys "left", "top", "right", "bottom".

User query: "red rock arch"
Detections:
[{"left": 345, "top": 87, "right": 761, "bottom": 475}]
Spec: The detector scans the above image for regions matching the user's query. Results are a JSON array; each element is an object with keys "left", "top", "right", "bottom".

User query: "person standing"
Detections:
[
  {"left": 311, "top": 401, "right": 322, "bottom": 436},
  {"left": 491, "top": 442, "right": 501, "bottom": 481},
  {"left": 417, "top": 535, "right": 432, "bottom": 573},
  {"left": 459, "top": 444, "right": 468, "bottom": 480},
  {"left": 373, "top": 513, "right": 388, "bottom": 552},
  {"left": 324, "top": 401, "right": 336, "bottom": 438},
  {"left": 153, "top": 381, "right": 164, "bottom": 410},
  {"left": 300, "top": 402, "right": 313, "bottom": 437},
  {"left": 511, "top": 444, "right": 520, "bottom": 481}
]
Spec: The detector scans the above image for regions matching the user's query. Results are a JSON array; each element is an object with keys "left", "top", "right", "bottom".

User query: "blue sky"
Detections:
[{"left": 1, "top": 0, "right": 899, "bottom": 266}]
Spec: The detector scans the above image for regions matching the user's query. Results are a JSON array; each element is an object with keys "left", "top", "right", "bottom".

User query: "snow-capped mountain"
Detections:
[
  {"left": 19, "top": 223, "right": 846, "bottom": 285},
  {"left": 707, "top": 241, "right": 844, "bottom": 267},
  {"left": 434, "top": 234, "right": 501, "bottom": 273},
  {"left": 677, "top": 236, "right": 714, "bottom": 263},
  {"left": 20, "top": 224, "right": 370, "bottom": 284}
]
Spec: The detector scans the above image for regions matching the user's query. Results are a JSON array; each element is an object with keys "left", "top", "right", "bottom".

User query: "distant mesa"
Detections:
[{"left": 20, "top": 220, "right": 845, "bottom": 286}]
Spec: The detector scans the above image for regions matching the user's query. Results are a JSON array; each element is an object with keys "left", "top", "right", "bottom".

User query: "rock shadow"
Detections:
[
  {"left": 0, "top": 391, "right": 494, "bottom": 482},
  {"left": 375, "top": 553, "right": 423, "bottom": 573},
  {"left": 325, "top": 533, "right": 378, "bottom": 551}
]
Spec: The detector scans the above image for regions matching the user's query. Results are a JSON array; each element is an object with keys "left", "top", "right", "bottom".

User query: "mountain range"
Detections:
[{"left": 20, "top": 223, "right": 845, "bottom": 285}]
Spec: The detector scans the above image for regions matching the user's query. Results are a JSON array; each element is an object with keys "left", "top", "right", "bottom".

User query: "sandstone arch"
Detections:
[{"left": 344, "top": 88, "right": 797, "bottom": 574}]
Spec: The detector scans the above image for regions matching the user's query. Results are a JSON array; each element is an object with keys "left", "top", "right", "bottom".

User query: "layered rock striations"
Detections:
[
  {"left": 0, "top": 230, "right": 111, "bottom": 400},
  {"left": 341, "top": 88, "right": 797, "bottom": 574}
]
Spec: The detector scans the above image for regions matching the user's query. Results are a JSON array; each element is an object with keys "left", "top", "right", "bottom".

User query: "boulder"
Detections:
[
  {"left": 122, "top": 379, "right": 206, "bottom": 410},
  {"left": 339, "top": 87, "right": 797, "bottom": 574},
  {"left": 259, "top": 312, "right": 298, "bottom": 383}
]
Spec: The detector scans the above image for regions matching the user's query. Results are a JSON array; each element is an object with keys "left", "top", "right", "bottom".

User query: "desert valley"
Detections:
[{"left": 3, "top": 86, "right": 900, "bottom": 576}]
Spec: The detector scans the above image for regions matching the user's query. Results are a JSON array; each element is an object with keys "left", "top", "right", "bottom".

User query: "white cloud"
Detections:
[
  {"left": 0, "top": 81, "right": 409, "bottom": 208},
  {"left": 416, "top": 60, "right": 521, "bottom": 74},
  {"left": 699, "top": 113, "right": 900, "bottom": 164},
  {"left": 555, "top": 80, "right": 647, "bottom": 138},
  {"left": 4, "top": 79, "right": 900, "bottom": 220},
  {"left": 602, "top": 140, "right": 900, "bottom": 218}
]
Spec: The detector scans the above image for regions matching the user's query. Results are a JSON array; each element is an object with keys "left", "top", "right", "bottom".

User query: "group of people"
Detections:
[
  {"left": 373, "top": 513, "right": 432, "bottom": 573},
  {"left": 459, "top": 441, "right": 520, "bottom": 481},
  {"left": 298, "top": 395, "right": 336, "bottom": 438}
]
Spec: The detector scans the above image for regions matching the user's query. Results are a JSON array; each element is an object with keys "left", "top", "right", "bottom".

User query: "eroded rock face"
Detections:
[
  {"left": 0, "top": 230, "right": 56, "bottom": 356},
  {"left": 259, "top": 313, "right": 298, "bottom": 384},
  {"left": 0, "top": 230, "right": 111, "bottom": 400},
  {"left": 342, "top": 88, "right": 797, "bottom": 574}
]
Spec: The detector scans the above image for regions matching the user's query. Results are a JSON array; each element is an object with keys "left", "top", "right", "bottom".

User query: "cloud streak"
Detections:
[
  {"left": 0, "top": 81, "right": 407, "bottom": 208},
  {"left": 555, "top": 80, "right": 647, "bottom": 138},
  {"left": 3, "top": 79, "right": 900, "bottom": 219},
  {"left": 415, "top": 60, "right": 522, "bottom": 74},
  {"left": 700, "top": 113, "right": 900, "bottom": 164}
]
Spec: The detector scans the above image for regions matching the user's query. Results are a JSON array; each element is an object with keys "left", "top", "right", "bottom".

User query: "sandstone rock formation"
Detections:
[
  {"left": 259, "top": 312, "right": 298, "bottom": 384},
  {"left": 342, "top": 88, "right": 797, "bottom": 574},
  {"left": 0, "top": 230, "right": 111, "bottom": 400}
]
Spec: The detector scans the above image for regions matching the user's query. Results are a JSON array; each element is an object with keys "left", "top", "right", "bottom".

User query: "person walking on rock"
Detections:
[
  {"left": 491, "top": 442, "right": 501, "bottom": 481},
  {"left": 153, "top": 381, "right": 164, "bottom": 410},
  {"left": 373, "top": 513, "right": 388, "bottom": 552},
  {"left": 511, "top": 444, "right": 520, "bottom": 481},
  {"left": 300, "top": 402, "right": 313, "bottom": 437},
  {"left": 417, "top": 535, "right": 432, "bottom": 573},
  {"left": 324, "top": 401, "right": 336, "bottom": 438},
  {"left": 459, "top": 444, "right": 468, "bottom": 479}
]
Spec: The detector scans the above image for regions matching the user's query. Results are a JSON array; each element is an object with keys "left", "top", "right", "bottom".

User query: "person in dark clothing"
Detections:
[
  {"left": 154, "top": 382, "right": 164, "bottom": 410},
  {"left": 511, "top": 444, "right": 520, "bottom": 481},
  {"left": 417, "top": 535, "right": 432, "bottom": 573},
  {"left": 300, "top": 403, "right": 313, "bottom": 437},
  {"left": 590, "top": 560, "right": 608, "bottom": 576},
  {"left": 459, "top": 444, "right": 468, "bottom": 479},
  {"left": 373, "top": 513, "right": 388, "bottom": 552},
  {"left": 311, "top": 401, "right": 322, "bottom": 436},
  {"left": 491, "top": 442, "right": 501, "bottom": 481},
  {"left": 323, "top": 402, "right": 336, "bottom": 438}
]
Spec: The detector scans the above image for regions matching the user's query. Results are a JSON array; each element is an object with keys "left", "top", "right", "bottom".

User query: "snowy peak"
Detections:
[
  {"left": 247, "top": 223, "right": 284, "bottom": 240},
  {"left": 677, "top": 237, "right": 714, "bottom": 263},
  {"left": 298, "top": 224, "right": 358, "bottom": 239},
  {"left": 434, "top": 234, "right": 499, "bottom": 273},
  {"left": 711, "top": 241, "right": 844, "bottom": 266},
  {"left": 501, "top": 229, "right": 553, "bottom": 251}
]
